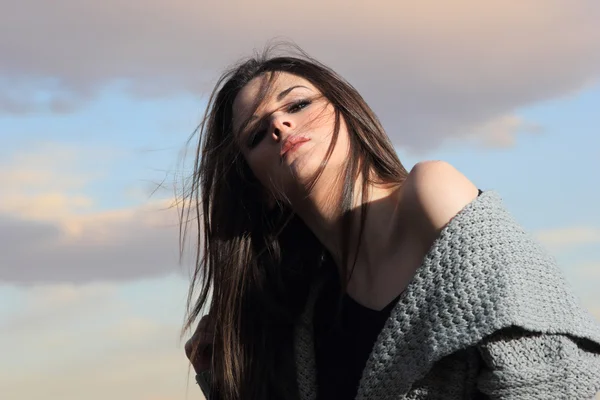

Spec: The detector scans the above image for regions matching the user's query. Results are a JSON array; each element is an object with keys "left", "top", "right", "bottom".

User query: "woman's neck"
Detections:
[{"left": 292, "top": 176, "right": 405, "bottom": 283}]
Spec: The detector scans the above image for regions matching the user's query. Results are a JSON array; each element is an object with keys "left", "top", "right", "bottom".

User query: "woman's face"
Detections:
[{"left": 232, "top": 72, "right": 350, "bottom": 203}]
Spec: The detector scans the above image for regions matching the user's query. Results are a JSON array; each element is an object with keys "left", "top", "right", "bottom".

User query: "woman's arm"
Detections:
[{"left": 185, "top": 315, "right": 214, "bottom": 398}]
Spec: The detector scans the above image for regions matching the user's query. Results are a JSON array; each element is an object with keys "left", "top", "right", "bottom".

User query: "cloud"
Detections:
[
  {"left": 0, "top": 143, "right": 189, "bottom": 284},
  {"left": 0, "top": 143, "right": 102, "bottom": 222},
  {"left": 0, "top": 143, "right": 89, "bottom": 187},
  {"left": 536, "top": 227, "right": 600, "bottom": 251},
  {"left": 2, "top": 0, "right": 599, "bottom": 150},
  {"left": 0, "top": 282, "right": 121, "bottom": 334},
  {"left": 1, "top": 324, "right": 193, "bottom": 400},
  {"left": 0, "top": 280, "right": 195, "bottom": 400},
  {"left": 570, "top": 262, "right": 600, "bottom": 281},
  {"left": 469, "top": 115, "right": 543, "bottom": 148},
  {"left": 591, "top": 307, "right": 600, "bottom": 322},
  {"left": 0, "top": 203, "right": 185, "bottom": 284},
  {"left": 0, "top": 142, "right": 118, "bottom": 205},
  {"left": 559, "top": 260, "right": 600, "bottom": 309}
]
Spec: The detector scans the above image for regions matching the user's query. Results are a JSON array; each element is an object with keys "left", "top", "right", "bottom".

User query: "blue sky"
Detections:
[{"left": 1, "top": 1, "right": 600, "bottom": 399}]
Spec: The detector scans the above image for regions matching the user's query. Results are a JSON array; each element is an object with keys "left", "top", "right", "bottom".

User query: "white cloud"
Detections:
[
  {"left": 536, "top": 227, "right": 600, "bottom": 251},
  {"left": 1, "top": 0, "right": 599, "bottom": 150}
]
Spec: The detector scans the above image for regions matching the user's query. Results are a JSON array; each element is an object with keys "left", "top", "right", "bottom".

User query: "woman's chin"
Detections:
[
  {"left": 286, "top": 162, "right": 313, "bottom": 185},
  {"left": 281, "top": 147, "right": 345, "bottom": 192}
]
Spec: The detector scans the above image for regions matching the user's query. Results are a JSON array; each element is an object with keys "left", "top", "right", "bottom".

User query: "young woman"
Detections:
[{"left": 182, "top": 47, "right": 600, "bottom": 399}]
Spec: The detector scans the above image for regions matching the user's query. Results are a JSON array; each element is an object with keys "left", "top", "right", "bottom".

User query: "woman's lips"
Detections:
[{"left": 280, "top": 136, "right": 310, "bottom": 159}]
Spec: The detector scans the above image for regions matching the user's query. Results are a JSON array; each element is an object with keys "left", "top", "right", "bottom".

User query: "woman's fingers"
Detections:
[{"left": 185, "top": 314, "right": 214, "bottom": 373}]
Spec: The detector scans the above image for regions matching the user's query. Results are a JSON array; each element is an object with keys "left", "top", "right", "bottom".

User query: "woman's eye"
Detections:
[
  {"left": 287, "top": 99, "right": 311, "bottom": 113},
  {"left": 245, "top": 100, "right": 311, "bottom": 149}
]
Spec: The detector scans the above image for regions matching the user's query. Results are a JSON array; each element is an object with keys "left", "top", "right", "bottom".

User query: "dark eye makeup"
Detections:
[
  {"left": 287, "top": 99, "right": 311, "bottom": 113},
  {"left": 245, "top": 98, "right": 313, "bottom": 149}
]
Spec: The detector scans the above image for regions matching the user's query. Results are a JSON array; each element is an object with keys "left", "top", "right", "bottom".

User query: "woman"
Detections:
[{"left": 182, "top": 47, "right": 600, "bottom": 399}]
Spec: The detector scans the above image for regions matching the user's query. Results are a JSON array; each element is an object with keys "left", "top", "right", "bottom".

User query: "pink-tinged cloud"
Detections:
[
  {"left": 0, "top": 143, "right": 193, "bottom": 284},
  {"left": 2, "top": 0, "right": 599, "bottom": 150},
  {"left": 0, "top": 205, "right": 187, "bottom": 284}
]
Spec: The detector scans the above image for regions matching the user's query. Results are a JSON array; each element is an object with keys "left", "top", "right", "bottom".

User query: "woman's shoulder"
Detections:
[{"left": 400, "top": 160, "right": 480, "bottom": 238}]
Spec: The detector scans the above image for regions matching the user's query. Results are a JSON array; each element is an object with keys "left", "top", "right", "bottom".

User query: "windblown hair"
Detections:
[{"left": 181, "top": 44, "right": 408, "bottom": 399}]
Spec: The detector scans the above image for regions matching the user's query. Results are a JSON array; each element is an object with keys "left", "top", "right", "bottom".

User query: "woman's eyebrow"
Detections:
[
  {"left": 237, "top": 85, "right": 310, "bottom": 135},
  {"left": 249, "top": 85, "right": 309, "bottom": 121},
  {"left": 276, "top": 85, "right": 309, "bottom": 101}
]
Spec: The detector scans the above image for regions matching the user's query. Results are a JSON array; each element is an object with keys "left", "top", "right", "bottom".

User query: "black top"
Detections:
[
  {"left": 313, "top": 190, "right": 483, "bottom": 399},
  {"left": 313, "top": 268, "right": 400, "bottom": 400}
]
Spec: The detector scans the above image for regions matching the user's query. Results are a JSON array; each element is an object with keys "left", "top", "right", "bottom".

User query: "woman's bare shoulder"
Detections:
[{"left": 401, "top": 160, "right": 479, "bottom": 234}]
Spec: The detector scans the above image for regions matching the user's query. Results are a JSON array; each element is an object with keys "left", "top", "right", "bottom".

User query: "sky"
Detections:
[{"left": 1, "top": 1, "right": 600, "bottom": 399}]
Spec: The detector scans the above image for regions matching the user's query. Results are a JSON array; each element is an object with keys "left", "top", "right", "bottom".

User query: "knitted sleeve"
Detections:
[{"left": 476, "top": 326, "right": 600, "bottom": 399}]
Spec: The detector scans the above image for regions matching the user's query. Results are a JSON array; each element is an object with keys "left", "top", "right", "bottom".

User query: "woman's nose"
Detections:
[{"left": 270, "top": 116, "right": 293, "bottom": 142}]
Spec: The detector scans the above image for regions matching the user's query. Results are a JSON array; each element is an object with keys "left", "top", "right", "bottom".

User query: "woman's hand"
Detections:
[{"left": 185, "top": 314, "right": 214, "bottom": 374}]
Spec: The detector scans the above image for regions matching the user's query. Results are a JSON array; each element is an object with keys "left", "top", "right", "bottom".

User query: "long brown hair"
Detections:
[{"left": 181, "top": 44, "right": 408, "bottom": 399}]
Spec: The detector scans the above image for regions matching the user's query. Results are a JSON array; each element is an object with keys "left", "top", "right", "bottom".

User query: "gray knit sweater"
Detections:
[
  {"left": 294, "top": 191, "right": 600, "bottom": 399},
  {"left": 198, "top": 191, "right": 600, "bottom": 399}
]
